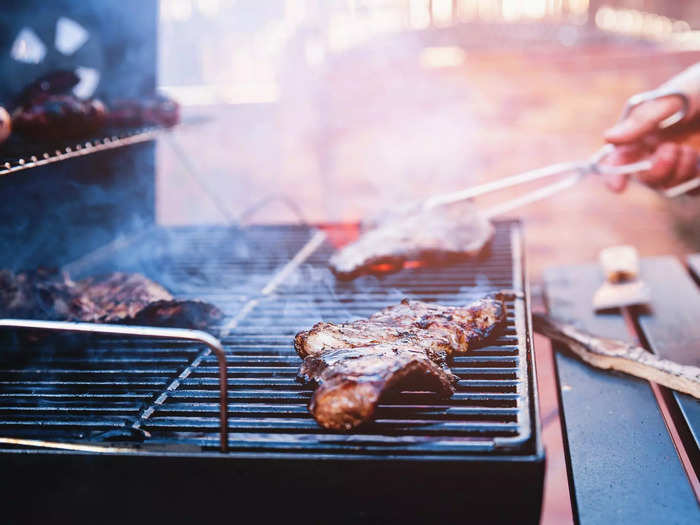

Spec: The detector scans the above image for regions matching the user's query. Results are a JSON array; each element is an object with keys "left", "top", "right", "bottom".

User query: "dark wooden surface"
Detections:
[{"left": 543, "top": 262, "right": 699, "bottom": 524}]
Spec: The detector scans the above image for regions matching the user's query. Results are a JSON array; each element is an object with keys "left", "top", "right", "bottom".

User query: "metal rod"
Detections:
[
  {"left": 621, "top": 89, "right": 690, "bottom": 130},
  {"left": 0, "top": 319, "right": 229, "bottom": 453},
  {"left": 0, "top": 436, "right": 139, "bottom": 454},
  {"left": 596, "top": 158, "right": 700, "bottom": 198},
  {"left": 0, "top": 129, "right": 160, "bottom": 177},
  {"left": 484, "top": 173, "right": 583, "bottom": 219},
  {"left": 664, "top": 176, "right": 700, "bottom": 198},
  {"left": 421, "top": 88, "right": 698, "bottom": 211},
  {"left": 422, "top": 160, "right": 583, "bottom": 210},
  {"left": 163, "top": 133, "right": 238, "bottom": 225},
  {"left": 221, "top": 229, "right": 327, "bottom": 336}
]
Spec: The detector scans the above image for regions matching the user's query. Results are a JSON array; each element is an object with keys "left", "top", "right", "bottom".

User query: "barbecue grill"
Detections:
[
  {"left": 0, "top": 1, "right": 546, "bottom": 521},
  {"left": 0, "top": 220, "right": 543, "bottom": 523}
]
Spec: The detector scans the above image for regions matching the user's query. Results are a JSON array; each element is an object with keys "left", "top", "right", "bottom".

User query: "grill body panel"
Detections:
[
  {"left": 0, "top": 222, "right": 543, "bottom": 523},
  {"left": 1, "top": 451, "right": 544, "bottom": 524}
]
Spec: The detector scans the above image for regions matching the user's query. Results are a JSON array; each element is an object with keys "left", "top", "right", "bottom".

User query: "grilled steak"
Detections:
[
  {"left": 329, "top": 202, "right": 494, "bottom": 279},
  {"left": 13, "top": 70, "right": 81, "bottom": 107},
  {"left": 304, "top": 344, "right": 459, "bottom": 431},
  {"left": 129, "top": 299, "right": 222, "bottom": 330},
  {"left": 108, "top": 95, "right": 180, "bottom": 128},
  {"left": 295, "top": 296, "right": 506, "bottom": 430},
  {"left": 295, "top": 321, "right": 453, "bottom": 363},
  {"left": 70, "top": 272, "right": 172, "bottom": 322},
  {"left": 10, "top": 71, "right": 107, "bottom": 141},
  {"left": 0, "top": 269, "right": 221, "bottom": 329},
  {"left": 295, "top": 297, "right": 505, "bottom": 359},
  {"left": 0, "top": 268, "right": 75, "bottom": 321},
  {"left": 13, "top": 95, "right": 107, "bottom": 140}
]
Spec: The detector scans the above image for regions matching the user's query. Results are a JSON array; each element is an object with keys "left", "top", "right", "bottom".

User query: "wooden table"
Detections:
[{"left": 543, "top": 254, "right": 700, "bottom": 523}]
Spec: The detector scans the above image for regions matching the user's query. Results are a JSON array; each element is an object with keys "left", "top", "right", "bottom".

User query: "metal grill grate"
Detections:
[{"left": 0, "top": 222, "right": 537, "bottom": 457}]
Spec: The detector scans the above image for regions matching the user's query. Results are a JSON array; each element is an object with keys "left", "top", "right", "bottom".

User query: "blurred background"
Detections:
[{"left": 157, "top": 0, "right": 700, "bottom": 279}]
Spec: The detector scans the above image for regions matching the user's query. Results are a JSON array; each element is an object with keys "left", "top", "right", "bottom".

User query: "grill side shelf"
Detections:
[{"left": 544, "top": 262, "right": 699, "bottom": 523}]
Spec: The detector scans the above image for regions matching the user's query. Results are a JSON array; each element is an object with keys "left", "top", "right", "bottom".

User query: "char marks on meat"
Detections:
[
  {"left": 303, "top": 344, "right": 459, "bottom": 431},
  {"left": 295, "top": 297, "right": 505, "bottom": 359},
  {"left": 294, "top": 296, "right": 506, "bottom": 430},
  {"left": 329, "top": 202, "right": 494, "bottom": 279},
  {"left": 70, "top": 272, "right": 173, "bottom": 322},
  {"left": 0, "top": 269, "right": 221, "bottom": 329},
  {"left": 12, "top": 95, "right": 107, "bottom": 140},
  {"left": 130, "top": 300, "right": 222, "bottom": 331}
]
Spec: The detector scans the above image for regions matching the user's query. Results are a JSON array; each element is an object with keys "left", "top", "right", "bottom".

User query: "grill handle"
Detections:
[{"left": 0, "top": 319, "right": 229, "bottom": 453}]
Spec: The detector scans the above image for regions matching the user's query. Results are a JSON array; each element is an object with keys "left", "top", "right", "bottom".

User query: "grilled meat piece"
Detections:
[
  {"left": 10, "top": 70, "right": 106, "bottom": 141},
  {"left": 129, "top": 299, "right": 222, "bottom": 330},
  {"left": 295, "top": 320, "right": 453, "bottom": 363},
  {"left": 0, "top": 269, "right": 221, "bottom": 329},
  {"left": 0, "top": 268, "right": 76, "bottom": 321},
  {"left": 13, "top": 70, "right": 81, "bottom": 107},
  {"left": 295, "top": 296, "right": 506, "bottom": 430},
  {"left": 304, "top": 344, "right": 459, "bottom": 431},
  {"left": 108, "top": 95, "right": 180, "bottom": 128},
  {"left": 329, "top": 202, "right": 494, "bottom": 279},
  {"left": 12, "top": 95, "right": 107, "bottom": 140},
  {"left": 295, "top": 297, "right": 505, "bottom": 359},
  {"left": 298, "top": 342, "right": 459, "bottom": 386},
  {"left": 369, "top": 297, "right": 505, "bottom": 352},
  {"left": 71, "top": 272, "right": 172, "bottom": 322}
]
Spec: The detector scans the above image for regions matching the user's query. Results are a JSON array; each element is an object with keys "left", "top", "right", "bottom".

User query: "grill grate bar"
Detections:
[
  {"left": 154, "top": 402, "right": 520, "bottom": 415},
  {"left": 165, "top": 377, "right": 519, "bottom": 389},
  {"left": 0, "top": 405, "right": 140, "bottom": 412},
  {"left": 130, "top": 347, "right": 211, "bottom": 436},
  {"left": 143, "top": 417, "right": 520, "bottom": 434}
]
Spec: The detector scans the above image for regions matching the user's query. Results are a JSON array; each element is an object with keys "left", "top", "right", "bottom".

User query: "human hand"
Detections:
[
  {"left": 602, "top": 64, "right": 700, "bottom": 192},
  {"left": 600, "top": 135, "right": 698, "bottom": 193}
]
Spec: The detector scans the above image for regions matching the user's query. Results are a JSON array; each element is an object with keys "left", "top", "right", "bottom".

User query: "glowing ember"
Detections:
[
  {"left": 369, "top": 260, "right": 426, "bottom": 274},
  {"left": 318, "top": 223, "right": 360, "bottom": 249},
  {"left": 320, "top": 225, "right": 429, "bottom": 274},
  {"left": 370, "top": 263, "right": 398, "bottom": 273}
]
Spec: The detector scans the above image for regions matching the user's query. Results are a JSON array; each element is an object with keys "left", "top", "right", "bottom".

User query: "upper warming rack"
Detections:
[{"left": 0, "top": 126, "right": 163, "bottom": 177}]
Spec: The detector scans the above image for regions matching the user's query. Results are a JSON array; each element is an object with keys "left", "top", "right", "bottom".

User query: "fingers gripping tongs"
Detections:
[{"left": 423, "top": 89, "right": 700, "bottom": 218}]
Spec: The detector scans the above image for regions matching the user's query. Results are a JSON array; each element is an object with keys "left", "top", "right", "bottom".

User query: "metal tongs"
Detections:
[{"left": 423, "top": 89, "right": 700, "bottom": 218}]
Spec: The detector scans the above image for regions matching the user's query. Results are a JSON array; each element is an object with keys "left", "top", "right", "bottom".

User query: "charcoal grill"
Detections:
[{"left": 0, "top": 221, "right": 544, "bottom": 524}]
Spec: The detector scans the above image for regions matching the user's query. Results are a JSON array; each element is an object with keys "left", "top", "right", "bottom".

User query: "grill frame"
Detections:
[{"left": 0, "top": 221, "right": 544, "bottom": 523}]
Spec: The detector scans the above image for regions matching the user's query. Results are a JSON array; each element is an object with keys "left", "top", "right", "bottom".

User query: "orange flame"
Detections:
[{"left": 369, "top": 260, "right": 426, "bottom": 274}]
